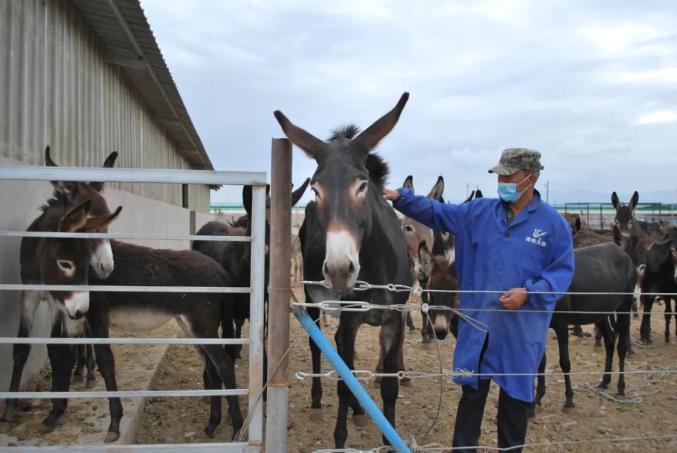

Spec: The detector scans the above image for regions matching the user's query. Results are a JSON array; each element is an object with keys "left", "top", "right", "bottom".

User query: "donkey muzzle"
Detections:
[
  {"left": 324, "top": 230, "right": 360, "bottom": 294},
  {"left": 64, "top": 292, "right": 90, "bottom": 320}
]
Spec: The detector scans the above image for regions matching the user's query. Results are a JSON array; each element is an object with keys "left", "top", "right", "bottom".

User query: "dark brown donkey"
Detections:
[
  {"left": 83, "top": 241, "right": 243, "bottom": 442},
  {"left": 1, "top": 147, "right": 121, "bottom": 433},
  {"left": 278, "top": 93, "right": 412, "bottom": 448}
]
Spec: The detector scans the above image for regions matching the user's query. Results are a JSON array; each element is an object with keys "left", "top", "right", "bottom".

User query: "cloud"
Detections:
[
  {"left": 637, "top": 110, "right": 677, "bottom": 125},
  {"left": 139, "top": 0, "right": 677, "bottom": 204}
]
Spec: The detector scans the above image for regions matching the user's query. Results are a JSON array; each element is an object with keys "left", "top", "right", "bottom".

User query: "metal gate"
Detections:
[{"left": 0, "top": 165, "right": 268, "bottom": 452}]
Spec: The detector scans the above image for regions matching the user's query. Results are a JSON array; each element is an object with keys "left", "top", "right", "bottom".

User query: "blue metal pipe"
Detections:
[{"left": 292, "top": 306, "right": 411, "bottom": 453}]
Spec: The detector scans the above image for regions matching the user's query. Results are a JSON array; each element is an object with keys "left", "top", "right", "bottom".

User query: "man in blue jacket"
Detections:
[{"left": 383, "top": 148, "right": 574, "bottom": 452}]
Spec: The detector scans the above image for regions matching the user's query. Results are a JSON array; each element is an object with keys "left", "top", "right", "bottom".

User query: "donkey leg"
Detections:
[
  {"left": 201, "top": 344, "right": 242, "bottom": 439},
  {"left": 333, "top": 317, "right": 360, "bottom": 448},
  {"left": 88, "top": 305, "right": 123, "bottom": 443},
  {"left": 379, "top": 313, "right": 403, "bottom": 446},
  {"left": 1, "top": 291, "right": 43, "bottom": 428},
  {"left": 665, "top": 299, "right": 673, "bottom": 344},
  {"left": 556, "top": 325, "right": 574, "bottom": 408},
  {"left": 597, "top": 319, "right": 614, "bottom": 390},
  {"left": 639, "top": 294, "right": 653, "bottom": 344},
  {"left": 42, "top": 340, "right": 75, "bottom": 432},
  {"left": 530, "top": 353, "right": 546, "bottom": 418},
  {"left": 201, "top": 355, "right": 223, "bottom": 438},
  {"left": 72, "top": 343, "right": 85, "bottom": 383},
  {"left": 615, "top": 309, "right": 631, "bottom": 396},
  {"left": 307, "top": 305, "right": 323, "bottom": 409}
]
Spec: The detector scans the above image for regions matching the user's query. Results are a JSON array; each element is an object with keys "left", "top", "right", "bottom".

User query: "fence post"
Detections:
[
  {"left": 249, "top": 183, "right": 267, "bottom": 448},
  {"left": 265, "top": 138, "right": 292, "bottom": 452}
]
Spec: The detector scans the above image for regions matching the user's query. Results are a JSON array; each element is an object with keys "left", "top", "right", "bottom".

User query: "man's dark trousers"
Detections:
[{"left": 452, "top": 378, "right": 530, "bottom": 452}]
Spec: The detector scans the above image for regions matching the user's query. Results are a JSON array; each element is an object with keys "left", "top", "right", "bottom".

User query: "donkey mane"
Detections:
[
  {"left": 327, "top": 125, "right": 390, "bottom": 189},
  {"left": 40, "top": 183, "right": 94, "bottom": 213}
]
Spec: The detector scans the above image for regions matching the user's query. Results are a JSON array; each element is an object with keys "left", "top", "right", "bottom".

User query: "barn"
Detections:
[{"left": 0, "top": 0, "right": 216, "bottom": 395}]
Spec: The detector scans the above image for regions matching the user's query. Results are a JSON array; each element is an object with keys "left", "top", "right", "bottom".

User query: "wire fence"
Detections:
[{"left": 293, "top": 278, "right": 677, "bottom": 452}]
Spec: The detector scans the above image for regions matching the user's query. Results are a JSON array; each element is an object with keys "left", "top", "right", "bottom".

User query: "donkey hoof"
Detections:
[
  {"left": 352, "top": 414, "right": 369, "bottom": 427},
  {"left": 562, "top": 401, "right": 575, "bottom": 410},
  {"left": 86, "top": 378, "right": 96, "bottom": 389},
  {"left": 617, "top": 390, "right": 626, "bottom": 397},
  {"left": 204, "top": 425, "right": 217, "bottom": 438},
  {"left": 39, "top": 421, "right": 57, "bottom": 434},
  {"left": 400, "top": 377, "right": 412, "bottom": 387},
  {"left": 104, "top": 431, "right": 120, "bottom": 443}
]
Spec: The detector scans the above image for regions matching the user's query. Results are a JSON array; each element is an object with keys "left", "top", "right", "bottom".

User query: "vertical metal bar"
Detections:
[
  {"left": 265, "top": 139, "right": 292, "bottom": 452},
  {"left": 248, "top": 183, "right": 266, "bottom": 448}
]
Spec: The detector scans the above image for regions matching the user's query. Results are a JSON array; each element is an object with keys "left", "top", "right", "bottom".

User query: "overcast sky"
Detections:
[{"left": 140, "top": 0, "right": 677, "bottom": 205}]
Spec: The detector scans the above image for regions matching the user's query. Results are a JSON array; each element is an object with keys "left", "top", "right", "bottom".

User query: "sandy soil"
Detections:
[{"left": 136, "top": 289, "right": 677, "bottom": 452}]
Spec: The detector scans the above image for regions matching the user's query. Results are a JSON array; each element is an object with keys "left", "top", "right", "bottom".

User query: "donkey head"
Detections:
[
  {"left": 401, "top": 176, "right": 441, "bottom": 282},
  {"left": 274, "top": 93, "right": 409, "bottom": 294},
  {"left": 45, "top": 146, "right": 120, "bottom": 279},
  {"left": 39, "top": 200, "right": 121, "bottom": 319},
  {"left": 611, "top": 191, "right": 639, "bottom": 236},
  {"left": 418, "top": 242, "right": 457, "bottom": 340}
]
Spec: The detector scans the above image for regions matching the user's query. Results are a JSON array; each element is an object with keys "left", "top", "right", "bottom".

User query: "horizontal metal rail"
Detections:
[
  {"left": 0, "top": 166, "right": 267, "bottom": 185},
  {"left": 0, "top": 231, "right": 251, "bottom": 242},
  {"left": 7, "top": 442, "right": 256, "bottom": 452},
  {"left": 0, "top": 337, "right": 248, "bottom": 345},
  {"left": 0, "top": 389, "right": 249, "bottom": 399},
  {"left": 0, "top": 284, "right": 249, "bottom": 293}
]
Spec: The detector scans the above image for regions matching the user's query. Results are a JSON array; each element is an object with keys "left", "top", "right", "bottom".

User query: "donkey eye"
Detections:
[
  {"left": 57, "top": 259, "right": 75, "bottom": 272},
  {"left": 356, "top": 180, "right": 369, "bottom": 196},
  {"left": 311, "top": 186, "right": 321, "bottom": 200},
  {"left": 403, "top": 225, "right": 414, "bottom": 234}
]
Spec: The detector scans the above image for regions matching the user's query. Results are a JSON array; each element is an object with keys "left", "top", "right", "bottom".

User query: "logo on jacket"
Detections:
[{"left": 526, "top": 228, "right": 548, "bottom": 247}]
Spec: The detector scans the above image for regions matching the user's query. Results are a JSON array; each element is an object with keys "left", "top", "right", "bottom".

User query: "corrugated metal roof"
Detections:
[{"left": 72, "top": 0, "right": 213, "bottom": 170}]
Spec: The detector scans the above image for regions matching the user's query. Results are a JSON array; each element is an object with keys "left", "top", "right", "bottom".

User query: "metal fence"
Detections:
[
  {"left": 557, "top": 202, "right": 677, "bottom": 230},
  {"left": 0, "top": 166, "right": 268, "bottom": 452}
]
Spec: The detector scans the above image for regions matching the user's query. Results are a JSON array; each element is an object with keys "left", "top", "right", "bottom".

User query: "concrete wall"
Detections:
[
  {"left": 0, "top": 0, "right": 210, "bottom": 212},
  {"left": 0, "top": 169, "right": 207, "bottom": 391}
]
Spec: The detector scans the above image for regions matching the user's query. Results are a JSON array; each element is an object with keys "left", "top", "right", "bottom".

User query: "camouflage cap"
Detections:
[{"left": 488, "top": 148, "right": 544, "bottom": 175}]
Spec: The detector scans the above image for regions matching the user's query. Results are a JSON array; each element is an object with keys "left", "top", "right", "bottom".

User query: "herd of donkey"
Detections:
[{"left": 1, "top": 93, "right": 676, "bottom": 448}]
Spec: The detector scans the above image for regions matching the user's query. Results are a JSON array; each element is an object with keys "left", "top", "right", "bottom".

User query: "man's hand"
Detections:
[
  {"left": 500, "top": 287, "right": 527, "bottom": 310},
  {"left": 383, "top": 188, "right": 400, "bottom": 201}
]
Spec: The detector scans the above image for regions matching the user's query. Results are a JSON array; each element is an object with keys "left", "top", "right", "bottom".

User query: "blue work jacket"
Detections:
[{"left": 394, "top": 189, "right": 574, "bottom": 402}]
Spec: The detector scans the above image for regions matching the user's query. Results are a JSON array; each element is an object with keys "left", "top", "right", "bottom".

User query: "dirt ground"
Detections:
[
  {"left": 1, "top": 289, "right": 675, "bottom": 451},
  {"left": 136, "top": 289, "right": 677, "bottom": 452}
]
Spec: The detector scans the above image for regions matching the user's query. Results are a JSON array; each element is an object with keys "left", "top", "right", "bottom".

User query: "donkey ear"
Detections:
[
  {"left": 59, "top": 200, "right": 92, "bottom": 232},
  {"left": 354, "top": 92, "right": 409, "bottom": 152},
  {"left": 242, "top": 185, "right": 253, "bottom": 216},
  {"left": 82, "top": 206, "right": 122, "bottom": 232},
  {"left": 45, "top": 146, "right": 58, "bottom": 167},
  {"left": 427, "top": 176, "right": 445, "bottom": 201},
  {"left": 403, "top": 175, "right": 414, "bottom": 192},
  {"left": 629, "top": 191, "right": 639, "bottom": 210},
  {"left": 291, "top": 178, "right": 311, "bottom": 206},
  {"left": 464, "top": 191, "right": 475, "bottom": 204},
  {"left": 474, "top": 189, "right": 483, "bottom": 199},
  {"left": 89, "top": 151, "right": 119, "bottom": 192},
  {"left": 273, "top": 111, "right": 326, "bottom": 160},
  {"left": 575, "top": 216, "right": 581, "bottom": 233},
  {"left": 611, "top": 192, "right": 619, "bottom": 209},
  {"left": 612, "top": 224, "right": 621, "bottom": 246}
]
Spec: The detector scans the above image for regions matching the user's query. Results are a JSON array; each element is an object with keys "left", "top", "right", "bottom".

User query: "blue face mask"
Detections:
[{"left": 497, "top": 175, "right": 531, "bottom": 203}]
